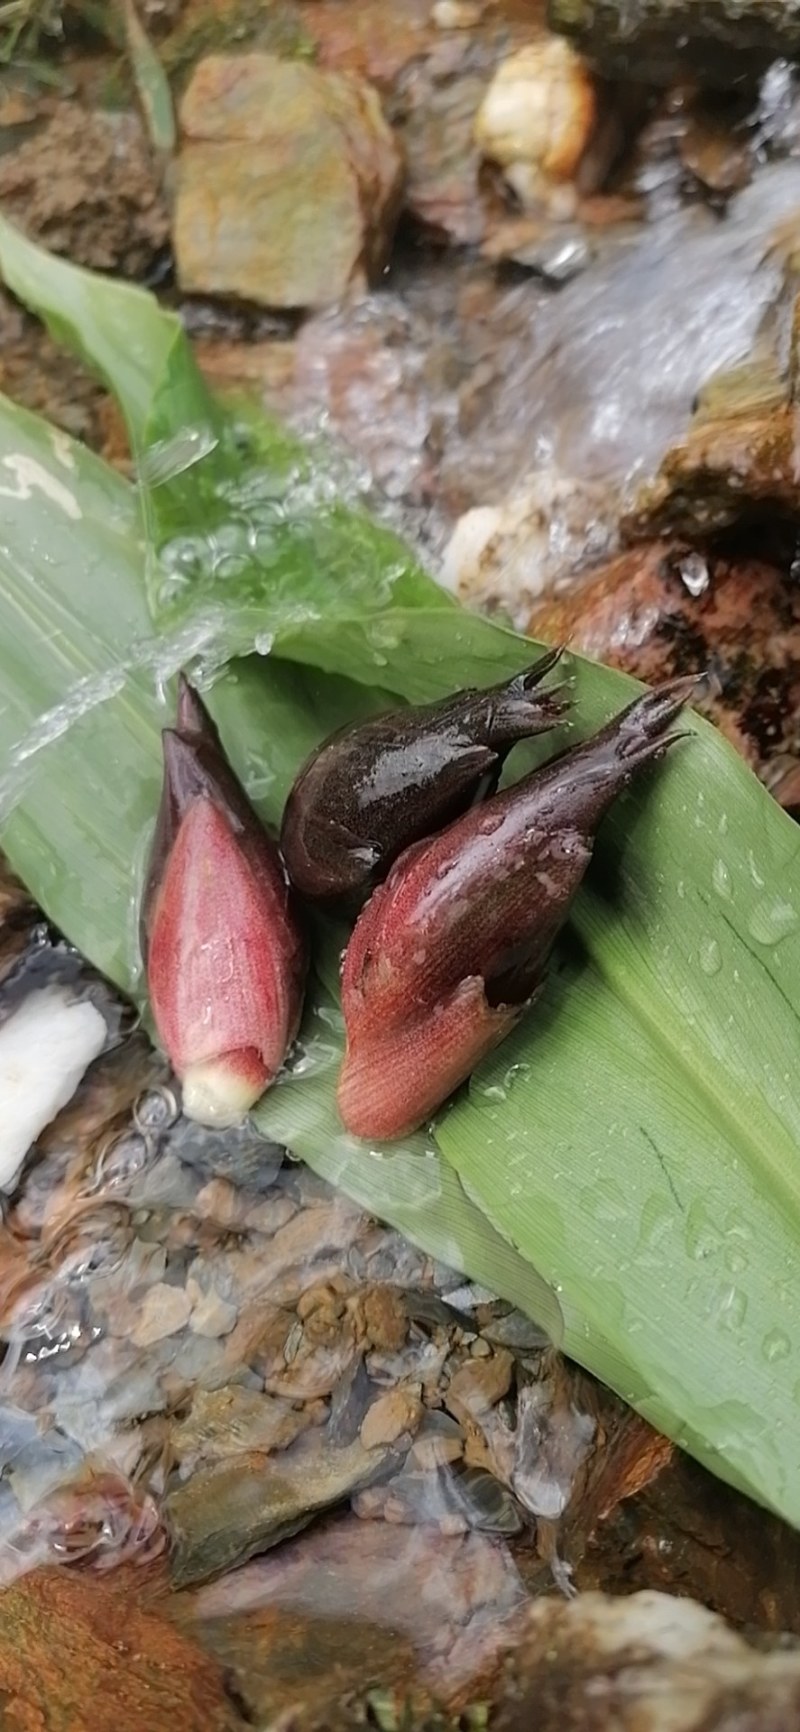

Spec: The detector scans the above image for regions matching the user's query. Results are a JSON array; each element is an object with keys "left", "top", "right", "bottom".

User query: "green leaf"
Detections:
[
  {"left": 122, "top": 0, "right": 176, "bottom": 156},
  {"left": 0, "top": 214, "right": 215, "bottom": 456},
  {"left": 0, "top": 389, "right": 554, "bottom": 1330},
  {"left": 256, "top": 986, "right": 564, "bottom": 1341},
  {"left": 1, "top": 227, "right": 799, "bottom": 1527}
]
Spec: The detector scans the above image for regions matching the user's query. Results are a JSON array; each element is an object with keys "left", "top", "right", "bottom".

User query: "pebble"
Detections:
[
  {"left": 130, "top": 1283, "right": 193, "bottom": 1347},
  {"left": 411, "top": 1433, "right": 464, "bottom": 1469},
  {"left": 432, "top": 0, "right": 483, "bottom": 26},
  {"left": 446, "top": 1349, "right": 514, "bottom": 1418},
  {"left": 186, "top": 1278, "right": 238, "bottom": 1339},
  {"left": 360, "top": 1386, "right": 424, "bottom": 1450}
]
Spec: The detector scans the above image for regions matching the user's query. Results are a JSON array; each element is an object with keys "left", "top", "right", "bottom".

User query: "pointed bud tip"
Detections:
[
  {"left": 176, "top": 673, "right": 213, "bottom": 740},
  {"left": 181, "top": 1053, "right": 267, "bottom": 1128},
  {"left": 518, "top": 643, "right": 566, "bottom": 690}
]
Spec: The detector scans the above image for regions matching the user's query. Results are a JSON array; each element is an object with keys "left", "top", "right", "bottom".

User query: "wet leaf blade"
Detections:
[
  {"left": 255, "top": 989, "right": 565, "bottom": 1343},
  {"left": 0, "top": 406, "right": 556, "bottom": 1336},
  {"left": 0, "top": 233, "right": 799, "bottom": 1527}
]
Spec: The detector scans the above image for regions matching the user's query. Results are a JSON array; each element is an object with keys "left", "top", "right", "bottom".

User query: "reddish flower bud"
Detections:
[
  {"left": 142, "top": 676, "right": 306, "bottom": 1127},
  {"left": 338, "top": 680, "right": 693, "bottom": 1140},
  {"left": 281, "top": 647, "right": 567, "bottom": 905}
]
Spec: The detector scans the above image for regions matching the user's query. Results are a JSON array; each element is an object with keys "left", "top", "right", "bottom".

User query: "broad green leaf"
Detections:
[
  {"left": 0, "top": 215, "right": 215, "bottom": 454},
  {"left": 1, "top": 227, "right": 799, "bottom": 1525},
  {"left": 257, "top": 987, "right": 564, "bottom": 1342},
  {"left": 0, "top": 390, "right": 552, "bottom": 1328}
]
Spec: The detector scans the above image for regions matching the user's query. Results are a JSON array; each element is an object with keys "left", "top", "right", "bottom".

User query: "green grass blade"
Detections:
[{"left": 122, "top": 0, "right": 176, "bottom": 156}]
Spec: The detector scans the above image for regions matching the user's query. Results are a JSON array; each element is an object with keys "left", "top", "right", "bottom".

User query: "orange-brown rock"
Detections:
[
  {"left": 174, "top": 54, "right": 404, "bottom": 310},
  {"left": 528, "top": 542, "right": 800, "bottom": 789}
]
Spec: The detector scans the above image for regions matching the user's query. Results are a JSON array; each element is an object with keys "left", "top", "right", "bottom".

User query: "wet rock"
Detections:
[
  {"left": 0, "top": 1565, "right": 240, "bottom": 1732},
  {"left": 475, "top": 39, "right": 597, "bottom": 213},
  {"left": 298, "top": 0, "right": 437, "bottom": 89},
  {"left": 264, "top": 1329, "right": 358, "bottom": 1402},
  {"left": 482, "top": 217, "right": 593, "bottom": 281},
  {"left": 360, "top": 1386, "right": 424, "bottom": 1449},
  {"left": 190, "top": 1512, "right": 525, "bottom": 1706},
  {"left": 182, "top": 1598, "right": 425, "bottom": 1731},
  {"left": 439, "top": 469, "right": 616, "bottom": 627},
  {"left": 678, "top": 110, "right": 752, "bottom": 200},
  {"left": 131, "top": 1283, "right": 193, "bottom": 1347},
  {"left": 512, "top": 1380, "right": 595, "bottom": 1521},
  {"left": 548, "top": 0, "right": 800, "bottom": 90},
  {"left": 526, "top": 541, "right": 800, "bottom": 784},
  {"left": 570, "top": 1418, "right": 800, "bottom": 1635},
  {"left": 166, "top": 1433, "right": 392, "bottom": 1586},
  {"left": 494, "top": 1590, "right": 800, "bottom": 1731},
  {"left": 171, "top": 1385, "right": 314, "bottom": 1472},
  {"left": 353, "top": 1457, "right": 515, "bottom": 1535},
  {"left": 174, "top": 54, "right": 404, "bottom": 309},
  {"left": 446, "top": 1349, "right": 514, "bottom": 1420},
  {"left": 186, "top": 1278, "right": 237, "bottom": 1338},
  {"left": 626, "top": 392, "right": 800, "bottom": 538},
  {"left": 352, "top": 1285, "right": 408, "bottom": 1352},
  {"left": 395, "top": 60, "right": 491, "bottom": 246},
  {"left": 0, "top": 106, "right": 169, "bottom": 276}
]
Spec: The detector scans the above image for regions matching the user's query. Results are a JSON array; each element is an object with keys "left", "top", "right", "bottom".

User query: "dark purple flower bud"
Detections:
[
  {"left": 142, "top": 676, "right": 307, "bottom": 1127},
  {"left": 280, "top": 647, "right": 567, "bottom": 904},
  {"left": 338, "top": 680, "right": 693, "bottom": 1141}
]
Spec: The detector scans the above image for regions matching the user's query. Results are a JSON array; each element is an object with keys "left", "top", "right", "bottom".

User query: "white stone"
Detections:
[
  {"left": 0, "top": 987, "right": 106, "bottom": 1192},
  {"left": 439, "top": 469, "right": 615, "bottom": 628},
  {"left": 474, "top": 39, "right": 596, "bottom": 204}
]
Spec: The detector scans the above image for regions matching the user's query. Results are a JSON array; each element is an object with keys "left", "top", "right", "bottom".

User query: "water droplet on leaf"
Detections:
[
  {"left": 747, "top": 898, "right": 798, "bottom": 946},
  {"left": 698, "top": 935, "right": 722, "bottom": 976},
  {"left": 712, "top": 859, "right": 732, "bottom": 900}
]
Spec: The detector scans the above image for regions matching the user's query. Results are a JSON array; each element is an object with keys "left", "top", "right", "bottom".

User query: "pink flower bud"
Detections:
[
  {"left": 338, "top": 680, "right": 692, "bottom": 1140},
  {"left": 142, "top": 677, "right": 306, "bottom": 1127}
]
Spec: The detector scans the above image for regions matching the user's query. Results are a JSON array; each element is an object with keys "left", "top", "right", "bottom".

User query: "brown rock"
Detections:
[
  {"left": 264, "top": 1333, "right": 358, "bottom": 1402},
  {"left": 627, "top": 401, "right": 800, "bottom": 539},
  {"left": 360, "top": 1386, "right": 424, "bottom": 1449},
  {"left": 446, "top": 1349, "right": 514, "bottom": 1421},
  {"left": 171, "top": 1385, "right": 313, "bottom": 1471},
  {"left": 299, "top": 0, "right": 436, "bottom": 89},
  {"left": 353, "top": 1285, "right": 408, "bottom": 1352},
  {"left": 0, "top": 1565, "right": 239, "bottom": 1732},
  {"left": 268, "top": 1195, "right": 365, "bottom": 1274},
  {"left": 527, "top": 542, "right": 800, "bottom": 785},
  {"left": 174, "top": 54, "right": 404, "bottom": 309},
  {"left": 678, "top": 112, "right": 752, "bottom": 199},
  {"left": 166, "top": 1435, "right": 390, "bottom": 1586}
]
